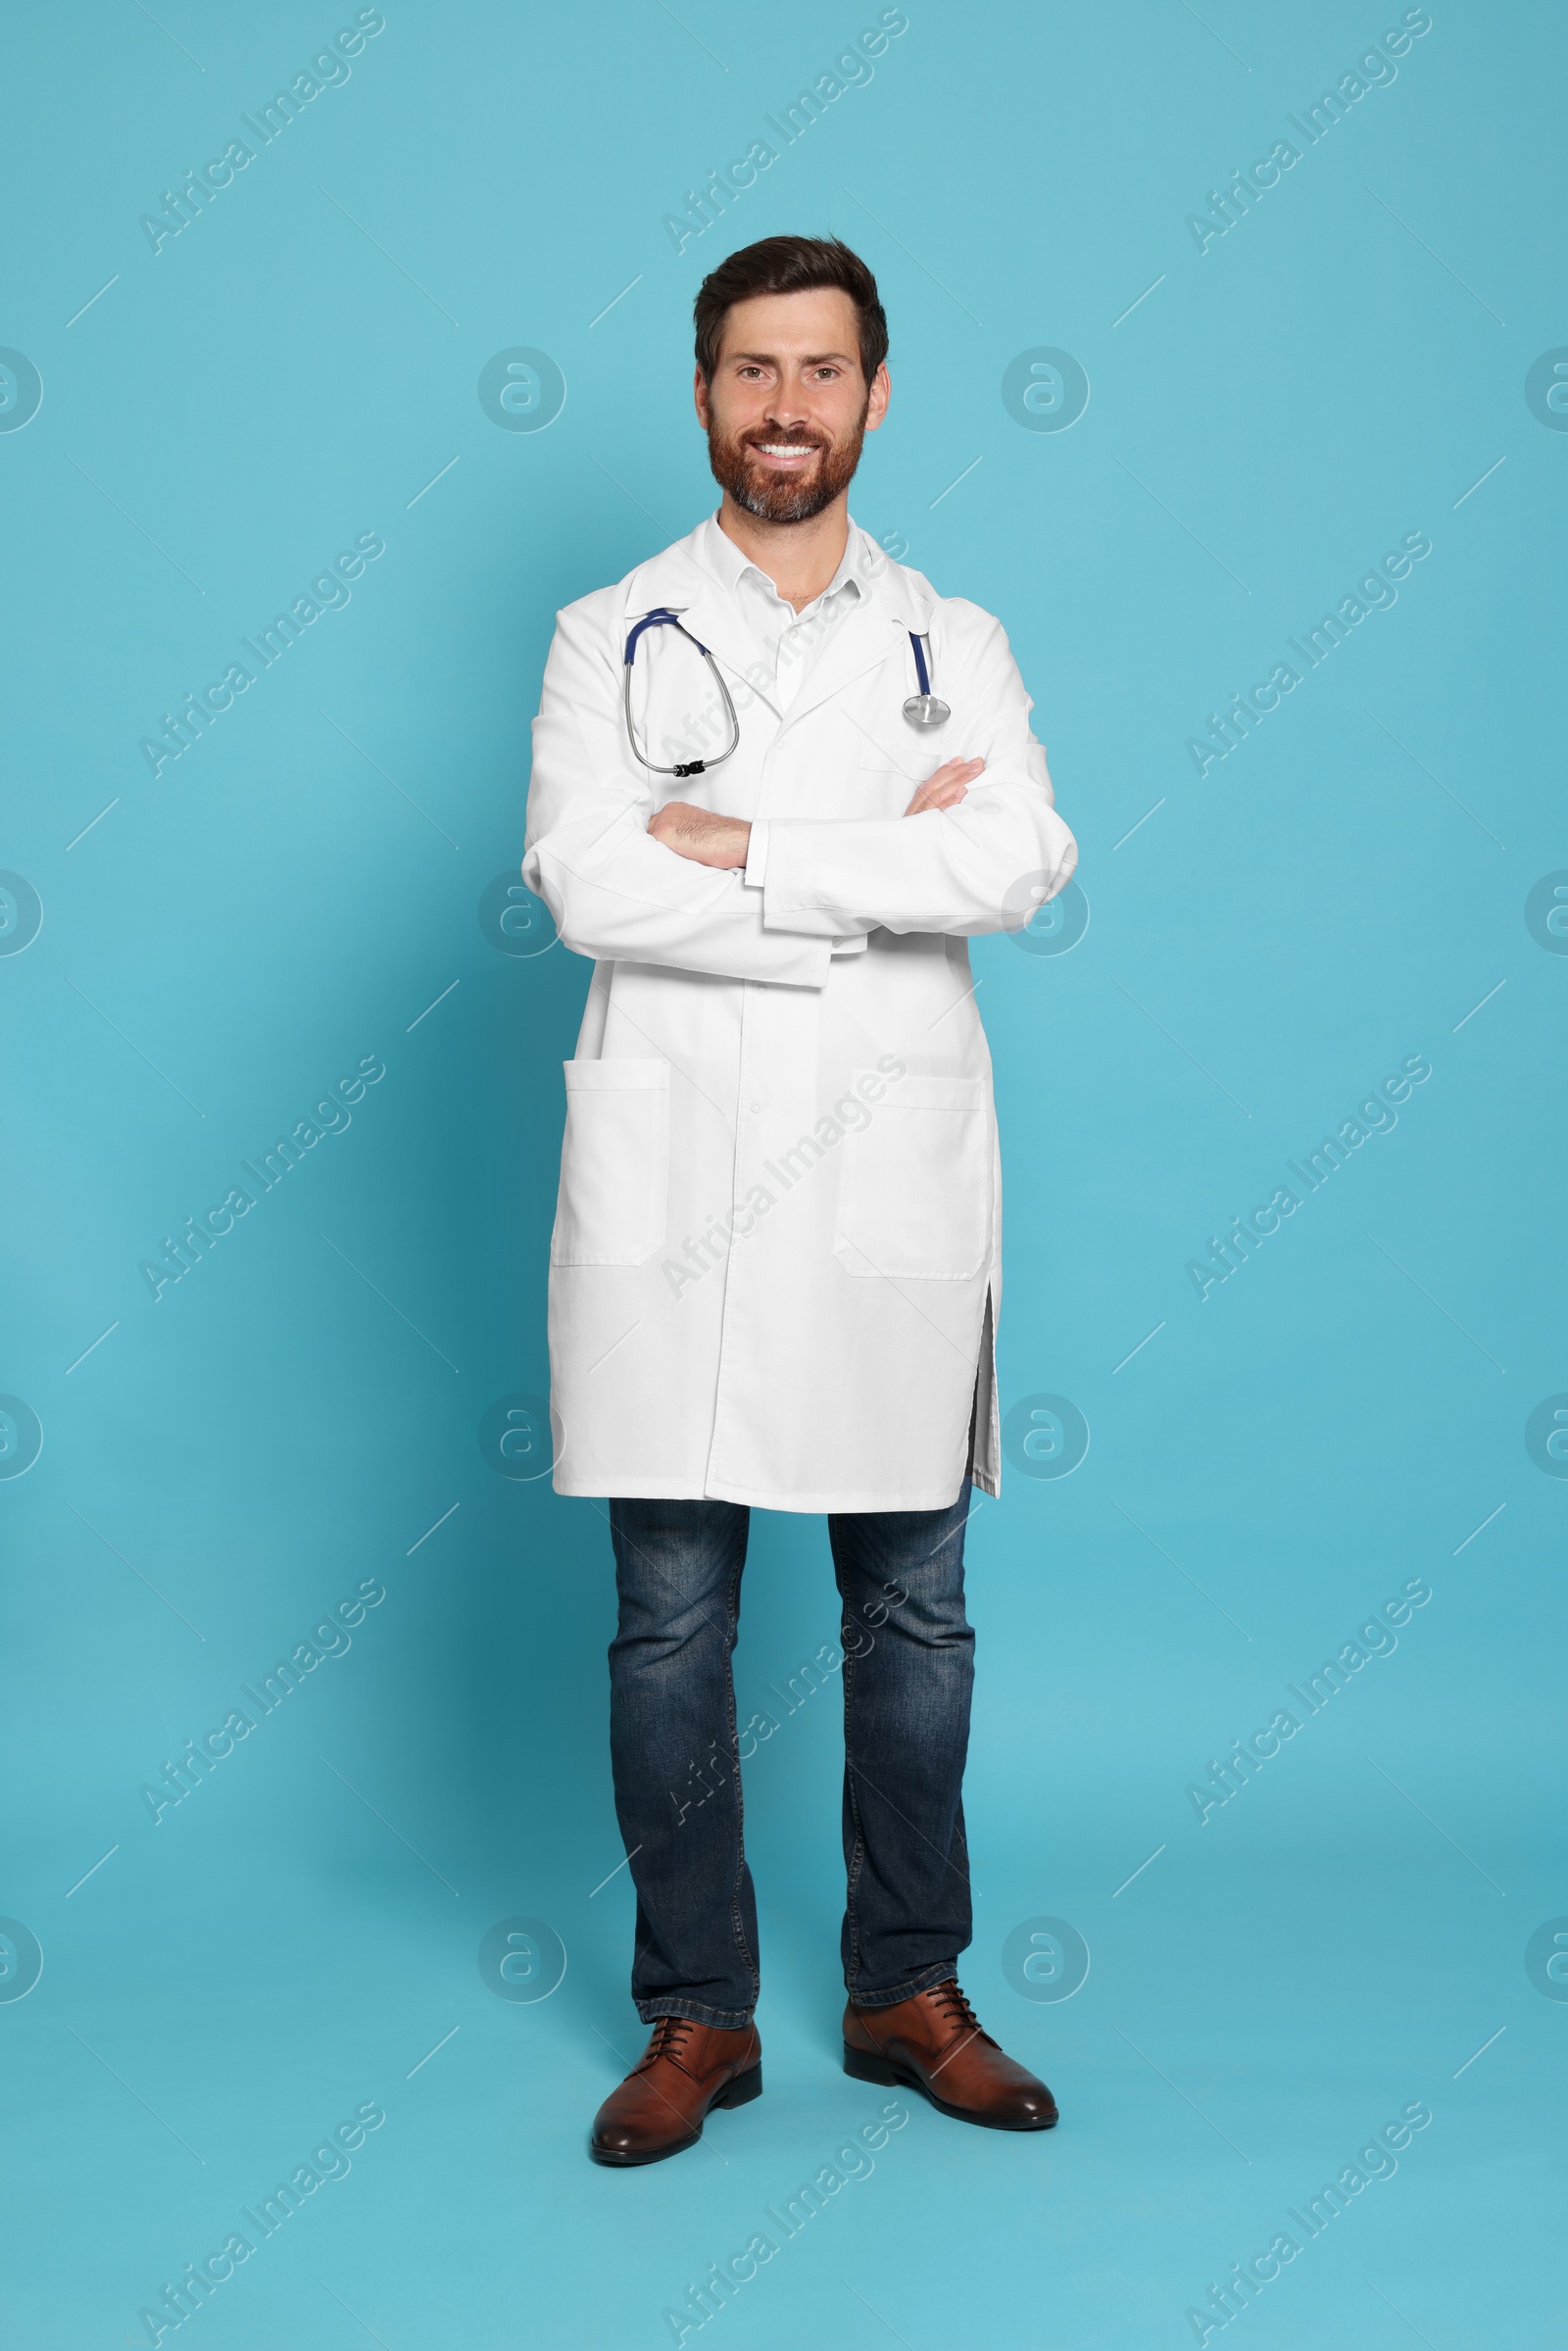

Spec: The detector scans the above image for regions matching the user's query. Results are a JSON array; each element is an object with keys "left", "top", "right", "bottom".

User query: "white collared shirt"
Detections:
[
  {"left": 696, "top": 513, "right": 867, "bottom": 892},
  {"left": 695, "top": 512, "right": 864, "bottom": 715}
]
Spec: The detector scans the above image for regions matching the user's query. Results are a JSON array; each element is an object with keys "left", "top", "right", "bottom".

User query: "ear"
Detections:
[
  {"left": 694, "top": 365, "right": 711, "bottom": 430},
  {"left": 864, "top": 362, "right": 891, "bottom": 434}
]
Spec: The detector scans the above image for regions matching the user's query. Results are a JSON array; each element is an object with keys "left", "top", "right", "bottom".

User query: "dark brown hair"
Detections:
[{"left": 693, "top": 235, "right": 888, "bottom": 386}]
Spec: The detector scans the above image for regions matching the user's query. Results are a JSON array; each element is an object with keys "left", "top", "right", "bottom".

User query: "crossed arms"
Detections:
[{"left": 522, "top": 598, "right": 1076, "bottom": 987}]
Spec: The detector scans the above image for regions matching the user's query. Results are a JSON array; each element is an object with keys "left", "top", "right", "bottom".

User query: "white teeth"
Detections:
[{"left": 755, "top": 444, "right": 815, "bottom": 456}]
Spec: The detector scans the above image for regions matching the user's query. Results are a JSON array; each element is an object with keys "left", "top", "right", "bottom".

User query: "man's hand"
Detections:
[
  {"left": 647, "top": 802, "right": 752, "bottom": 868},
  {"left": 905, "top": 757, "right": 983, "bottom": 816}
]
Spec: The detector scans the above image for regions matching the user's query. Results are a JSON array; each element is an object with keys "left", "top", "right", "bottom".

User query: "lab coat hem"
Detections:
[{"left": 552, "top": 1472, "right": 973, "bottom": 1515}]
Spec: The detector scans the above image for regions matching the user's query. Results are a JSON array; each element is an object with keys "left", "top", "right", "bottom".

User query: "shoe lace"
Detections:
[
  {"left": 929, "top": 1980, "right": 994, "bottom": 2045},
  {"left": 636, "top": 2016, "right": 698, "bottom": 2074}
]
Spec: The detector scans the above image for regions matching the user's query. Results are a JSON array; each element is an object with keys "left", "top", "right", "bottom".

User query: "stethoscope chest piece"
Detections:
[{"left": 903, "top": 633, "right": 949, "bottom": 728}]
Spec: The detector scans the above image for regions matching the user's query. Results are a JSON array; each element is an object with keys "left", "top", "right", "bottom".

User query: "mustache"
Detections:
[{"left": 741, "top": 429, "right": 827, "bottom": 452}]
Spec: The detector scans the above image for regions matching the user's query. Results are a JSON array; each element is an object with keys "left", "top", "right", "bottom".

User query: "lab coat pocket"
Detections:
[
  {"left": 834, "top": 1074, "right": 990, "bottom": 1281},
  {"left": 551, "top": 1060, "right": 669, "bottom": 1266}
]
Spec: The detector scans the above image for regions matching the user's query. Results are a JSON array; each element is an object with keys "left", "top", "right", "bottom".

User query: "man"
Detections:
[{"left": 522, "top": 235, "right": 1077, "bottom": 2166}]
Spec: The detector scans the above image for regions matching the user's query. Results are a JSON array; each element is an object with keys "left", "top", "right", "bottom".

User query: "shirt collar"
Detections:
[{"left": 697, "top": 510, "right": 867, "bottom": 616}]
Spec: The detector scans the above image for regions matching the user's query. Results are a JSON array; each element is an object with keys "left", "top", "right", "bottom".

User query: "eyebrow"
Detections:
[{"left": 727, "top": 349, "right": 857, "bottom": 367}]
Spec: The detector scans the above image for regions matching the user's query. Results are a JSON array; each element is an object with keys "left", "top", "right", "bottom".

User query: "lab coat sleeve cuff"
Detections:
[{"left": 747, "top": 815, "right": 861, "bottom": 945}]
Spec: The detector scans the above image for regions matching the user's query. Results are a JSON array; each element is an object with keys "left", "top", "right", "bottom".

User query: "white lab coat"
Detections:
[{"left": 522, "top": 516, "right": 1076, "bottom": 1511}]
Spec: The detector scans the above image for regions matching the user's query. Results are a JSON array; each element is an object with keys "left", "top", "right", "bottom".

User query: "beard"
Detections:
[{"left": 706, "top": 400, "right": 868, "bottom": 524}]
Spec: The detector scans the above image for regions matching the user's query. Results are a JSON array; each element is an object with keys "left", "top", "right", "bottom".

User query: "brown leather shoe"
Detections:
[
  {"left": 843, "top": 1979, "right": 1057, "bottom": 2131},
  {"left": 589, "top": 2016, "right": 762, "bottom": 2166}
]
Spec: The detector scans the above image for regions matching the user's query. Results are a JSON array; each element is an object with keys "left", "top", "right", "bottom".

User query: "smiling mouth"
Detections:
[{"left": 748, "top": 441, "right": 822, "bottom": 465}]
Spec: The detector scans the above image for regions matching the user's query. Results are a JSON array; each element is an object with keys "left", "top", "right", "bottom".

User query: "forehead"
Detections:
[{"left": 712, "top": 285, "right": 863, "bottom": 370}]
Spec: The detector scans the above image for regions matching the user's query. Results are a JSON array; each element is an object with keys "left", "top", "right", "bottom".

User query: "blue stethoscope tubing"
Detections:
[
  {"left": 622, "top": 608, "right": 741, "bottom": 778},
  {"left": 902, "top": 634, "right": 951, "bottom": 730},
  {"left": 621, "top": 609, "right": 949, "bottom": 778}
]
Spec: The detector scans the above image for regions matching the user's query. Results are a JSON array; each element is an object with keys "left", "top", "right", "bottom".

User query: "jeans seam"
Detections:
[
  {"left": 838, "top": 1575, "right": 868, "bottom": 1991},
  {"left": 722, "top": 1536, "right": 760, "bottom": 2007}
]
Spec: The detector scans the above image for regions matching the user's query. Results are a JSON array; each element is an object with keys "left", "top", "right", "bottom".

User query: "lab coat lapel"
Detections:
[
  {"left": 623, "top": 533, "right": 772, "bottom": 710},
  {"left": 776, "top": 539, "right": 936, "bottom": 734},
  {"left": 775, "top": 596, "right": 901, "bottom": 735}
]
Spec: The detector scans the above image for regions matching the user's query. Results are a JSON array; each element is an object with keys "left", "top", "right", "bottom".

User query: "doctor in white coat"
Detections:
[{"left": 523, "top": 235, "right": 1076, "bottom": 2168}]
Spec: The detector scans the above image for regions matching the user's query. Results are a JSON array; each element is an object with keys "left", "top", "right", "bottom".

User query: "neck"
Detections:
[{"left": 715, "top": 495, "right": 850, "bottom": 612}]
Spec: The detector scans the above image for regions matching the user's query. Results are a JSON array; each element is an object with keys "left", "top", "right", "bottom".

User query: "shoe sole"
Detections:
[
  {"left": 842, "top": 2041, "right": 1057, "bottom": 2131},
  {"left": 589, "top": 2063, "right": 763, "bottom": 2167}
]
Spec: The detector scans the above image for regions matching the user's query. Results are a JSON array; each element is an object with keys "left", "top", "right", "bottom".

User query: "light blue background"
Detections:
[{"left": 3, "top": 2, "right": 1563, "bottom": 2344}]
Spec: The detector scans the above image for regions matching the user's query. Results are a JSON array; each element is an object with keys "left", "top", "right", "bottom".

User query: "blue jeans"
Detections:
[{"left": 607, "top": 1486, "right": 975, "bottom": 2029}]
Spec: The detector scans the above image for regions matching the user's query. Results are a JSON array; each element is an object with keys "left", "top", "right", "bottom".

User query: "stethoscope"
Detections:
[{"left": 622, "top": 607, "right": 950, "bottom": 779}]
